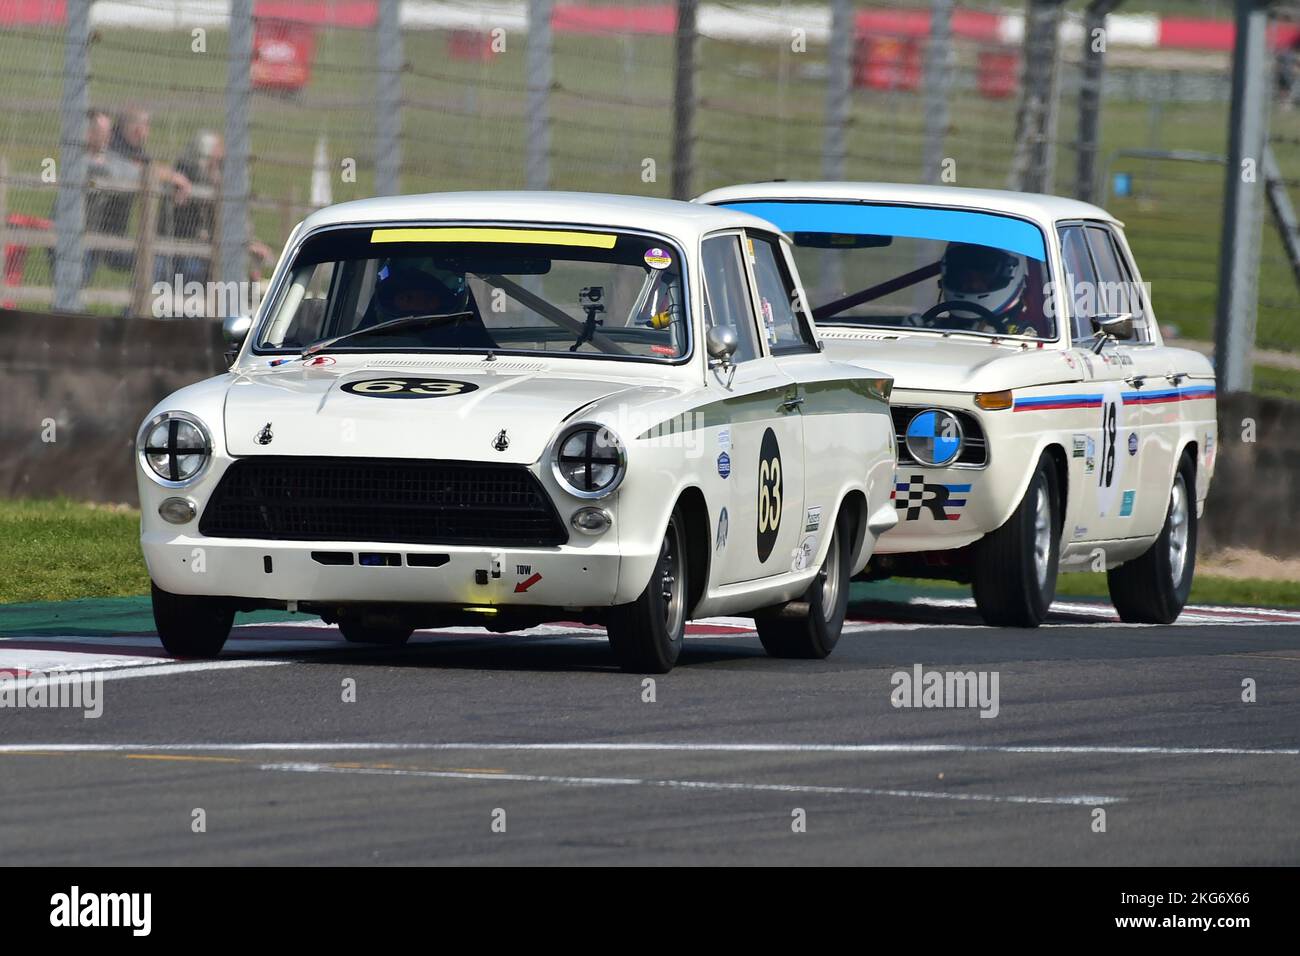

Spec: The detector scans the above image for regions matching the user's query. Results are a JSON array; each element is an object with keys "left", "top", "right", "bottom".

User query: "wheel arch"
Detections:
[{"left": 673, "top": 485, "right": 712, "bottom": 618}]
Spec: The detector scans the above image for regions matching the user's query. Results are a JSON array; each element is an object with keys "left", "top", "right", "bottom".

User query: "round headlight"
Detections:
[
  {"left": 904, "top": 409, "right": 963, "bottom": 466},
  {"left": 552, "top": 424, "right": 626, "bottom": 498},
  {"left": 138, "top": 412, "right": 212, "bottom": 486}
]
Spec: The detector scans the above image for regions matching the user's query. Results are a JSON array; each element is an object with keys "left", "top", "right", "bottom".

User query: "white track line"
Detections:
[
  {"left": 257, "top": 760, "right": 1123, "bottom": 806},
  {"left": 0, "top": 741, "right": 1293, "bottom": 756},
  {"left": 0, "top": 659, "right": 287, "bottom": 689}
]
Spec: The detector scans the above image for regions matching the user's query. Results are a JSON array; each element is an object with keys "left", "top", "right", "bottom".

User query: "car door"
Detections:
[
  {"left": 1057, "top": 222, "right": 1142, "bottom": 541},
  {"left": 1083, "top": 222, "right": 1176, "bottom": 538},
  {"left": 700, "top": 231, "right": 806, "bottom": 586},
  {"left": 743, "top": 229, "right": 830, "bottom": 572}
]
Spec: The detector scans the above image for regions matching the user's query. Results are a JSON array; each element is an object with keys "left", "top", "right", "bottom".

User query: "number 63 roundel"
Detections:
[
  {"left": 757, "top": 427, "right": 783, "bottom": 562},
  {"left": 341, "top": 377, "right": 479, "bottom": 399}
]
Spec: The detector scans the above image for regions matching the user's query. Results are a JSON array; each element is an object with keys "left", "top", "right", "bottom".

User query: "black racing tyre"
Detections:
[
  {"left": 151, "top": 581, "right": 235, "bottom": 658},
  {"left": 338, "top": 618, "right": 414, "bottom": 645},
  {"left": 971, "top": 454, "right": 1061, "bottom": 627},
  {"left": 1107, "top": 452, "right": 1197, "bottom": 624},
  {"left": 755, "top": 512, "right": 851, "bottom": 659},
  {"left": 606, "top": 507, "right": 688, "bottom": 674}
]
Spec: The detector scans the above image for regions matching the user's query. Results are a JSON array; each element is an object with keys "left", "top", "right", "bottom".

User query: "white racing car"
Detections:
[
  {"left": 136, "top": 192, "right": 898, "bottom": 671},
  {"left": 698, "top": 182, "right": 1217, "bottom": 627}
]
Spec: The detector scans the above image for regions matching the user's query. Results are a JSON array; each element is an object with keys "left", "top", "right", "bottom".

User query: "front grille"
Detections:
[
  {"left": 890, "top": 406, "right": 988, "bottom": 468},
  {"left": 200, "top": 457, "right": 568, "bottom": 547}
]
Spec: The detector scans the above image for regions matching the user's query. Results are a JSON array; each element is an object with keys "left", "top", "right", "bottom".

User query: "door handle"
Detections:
[
  {"left": 781, "top": 396, "right": 804, "bottom": 412},
  {"left": 1166, "top": 372, "right": 1187, "bottom": 385},
  {"left": 1126, "top": 375, "right": 1147, "bottom": 388}
]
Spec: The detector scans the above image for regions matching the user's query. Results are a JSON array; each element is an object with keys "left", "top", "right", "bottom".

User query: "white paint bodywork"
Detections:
[
  {"left": 136, "top": 192, "right": 897, "bottom": 618},
  {"left": 696, "top": 182, "right": 1218, "bottom": 571}
]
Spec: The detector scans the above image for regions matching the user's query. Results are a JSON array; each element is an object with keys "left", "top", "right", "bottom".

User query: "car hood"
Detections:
[
  {"left": 819, "top": 329, "right": 1081, "bottom": 393},
  {"left": 223, "top": 360, "right": 653, "bottom": 463}
]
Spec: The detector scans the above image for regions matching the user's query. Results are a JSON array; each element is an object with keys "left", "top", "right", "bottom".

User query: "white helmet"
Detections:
[{"left": 939, "top": 243, "right": 1027, "bottom": 323}]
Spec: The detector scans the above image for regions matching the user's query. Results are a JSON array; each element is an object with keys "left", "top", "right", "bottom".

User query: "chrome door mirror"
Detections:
[
  {"left": 222, "top": 314, "right": 253, "bottom": 364},
  {"left": 706, "top": 326, "right": 739, "bottom": 387},
  {"left": 1090, "top": 313, "right": 1134, "bottom": 353},
  {"left": 706, "top": 325, "right": 738, "bottom": 364}
]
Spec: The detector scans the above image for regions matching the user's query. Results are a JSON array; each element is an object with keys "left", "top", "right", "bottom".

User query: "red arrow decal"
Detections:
[{"left": 514, "top": 572, "right": 542, "bottom": 593}]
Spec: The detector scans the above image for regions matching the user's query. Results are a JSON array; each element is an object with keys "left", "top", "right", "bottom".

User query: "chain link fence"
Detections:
[{"left": 0, "top": 0, "right": 1295, "bottom": 393}]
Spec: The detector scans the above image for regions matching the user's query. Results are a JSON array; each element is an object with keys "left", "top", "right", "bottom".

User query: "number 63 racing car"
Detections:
[
  {"left": 136, "top": 192, "right": 898, "bottom": 672},
  {"left": 699, "top": 182, "right": 1217, "bottom": 627}
]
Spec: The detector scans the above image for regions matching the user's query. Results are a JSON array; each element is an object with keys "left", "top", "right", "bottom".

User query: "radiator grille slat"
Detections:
[{"left": 199, "top": 458, "right": 567, "bottom": 547}]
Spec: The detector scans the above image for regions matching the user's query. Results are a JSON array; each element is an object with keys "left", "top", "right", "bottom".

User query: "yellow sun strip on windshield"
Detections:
[{"left": 370, "top": 227, "right": 618, "bottom": 249}]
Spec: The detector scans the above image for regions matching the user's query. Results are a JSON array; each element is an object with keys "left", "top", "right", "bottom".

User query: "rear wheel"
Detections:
[
  {"left": 607, "top": 508, "right": 687, "bottom": 673},
  {"left": 151, "top": 581, "right": 234, "bottom": 658},
  {"left": 755, "top": 512, "right": 851, "bottom": 659},
  {"left": 1108, "top": 453, "right": 1197, "bottom": 623},
  {"left": 971, "top": 454, "right": 1061, "bottom": 627}
]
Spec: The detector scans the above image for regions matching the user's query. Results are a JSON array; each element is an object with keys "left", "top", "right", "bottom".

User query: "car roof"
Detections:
[
  {"left": 299, "top": 190, "right": 779, "bottom": 243},
  {"left": 695, "top": 181, "right": 1121, "bottom": 229}
]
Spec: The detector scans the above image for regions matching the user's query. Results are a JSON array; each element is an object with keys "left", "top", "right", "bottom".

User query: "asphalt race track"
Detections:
[{"left": 1, "top": 590, "right": 1298, "bottom": 865}]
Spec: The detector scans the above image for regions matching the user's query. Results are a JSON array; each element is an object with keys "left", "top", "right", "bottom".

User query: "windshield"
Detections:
[
  {"left": 255, "top": 225, "right": 690, "bottom": 361},
  {"left": 717, "top": 201, "right": 1055, "bottom": 340}
]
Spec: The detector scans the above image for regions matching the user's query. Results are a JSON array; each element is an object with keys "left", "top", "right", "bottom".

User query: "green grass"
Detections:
[
  {"left": 2, "top": 499, "right": 1296, "bottom": 609},
  {"left": 0, "top": 499, "right": 149, "bottom": 604}
]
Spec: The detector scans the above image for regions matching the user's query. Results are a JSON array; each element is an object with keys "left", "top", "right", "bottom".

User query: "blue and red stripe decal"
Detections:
[
  {"left": 1121, "top": 385, "right": 1217, "bottom": 404},
  {"left": 1013, "top": 394, "right": 1103, "bottom": 412},
  {"left": 1014, "top": 385, "right": 1215, "bottom": 412}
]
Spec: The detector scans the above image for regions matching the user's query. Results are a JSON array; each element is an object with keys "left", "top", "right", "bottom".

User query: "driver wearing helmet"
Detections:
[
  {"left": 936, "top": 242, "right": 1035, "bottom": 336},
  {"left": 364, "top": 256, "right": 496, "bottom": 348}
]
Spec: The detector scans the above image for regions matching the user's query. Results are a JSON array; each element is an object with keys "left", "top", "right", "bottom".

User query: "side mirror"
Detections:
[
  {"left": 706, "top": 325, "right": 738, "bottom": 365},
  {"left": 1090, "top": 313, "right": 1134, "bottom": 352},
  {"left": 222, "top": 314, "right": 253, "bottom": 364}
]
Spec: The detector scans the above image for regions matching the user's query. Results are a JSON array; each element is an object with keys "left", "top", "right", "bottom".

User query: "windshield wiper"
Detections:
[{"left": 300, "top": 311, "right": 474, "bottom": 358}]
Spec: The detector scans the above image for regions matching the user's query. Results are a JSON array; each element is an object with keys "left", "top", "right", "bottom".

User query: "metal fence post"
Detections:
[
  {"left": 1009, "top": 0, "right": 1065, "bottom": 193},
  {"left": 218, "top": 0, "right": 253, "bottom": 301},
  {"left": 1215, "top": 0, "right": 1273, "bottom": 394},
  {"left": 52, "top": 0, "right": 91, "bottom": 313},
  {"left": 921, "top": 0, "right": 953, "bottom": 185},
  {"left": 526, "top": 0, "right": 553, "bottom": 190},
  {"left": 671, "top": 0, "right": 698, "bottom": 200},
  {"left": 822, "top": 0, "right": 853, "bottom": 182},
  {"left": 1076, "top": 0, "right": 1120, "bottom": 203},
  {"left": 375, "top": 0, "right": 403, "bottom": 196}
]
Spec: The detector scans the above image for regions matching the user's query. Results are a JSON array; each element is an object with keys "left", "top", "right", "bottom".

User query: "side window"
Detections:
[
  {"left": 701, "top": 234, "right": 761, "bottom": 363},
  {"left": 1084, "top": 226, "right": 1140, "bottom": 342},
  {"left": 1057, "top": 225, "right": 1097, "bottom": 344},
  {"left": 748, "top": 234, "right": 817, "bottom": 353},
  {"left": 1089, "top": 226, "right": 1150, "bottom": 342}
]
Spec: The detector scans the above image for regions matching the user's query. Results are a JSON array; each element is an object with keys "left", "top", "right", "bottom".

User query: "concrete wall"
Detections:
[
  {"left": 0, "top": 309, "right": 227, "bottom": 503},
  {"left": 1201, "top": 392, "right": 1300, "bottom": 558},
  {"left": 0, "top": 309, "right": 1296, "bottom": 556}
]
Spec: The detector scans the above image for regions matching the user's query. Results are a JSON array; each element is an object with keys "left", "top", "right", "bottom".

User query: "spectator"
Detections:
[
  {"left": 162, "top": 129, "right": 274, "bottom": 287},
  {"left": 85, "top": 108, "right": 192, "bottom": 279}
]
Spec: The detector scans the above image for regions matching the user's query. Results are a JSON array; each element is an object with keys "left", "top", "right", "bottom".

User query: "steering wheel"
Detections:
[{"left": 920, "top": 300, "right": 1005, "bottom": 332}]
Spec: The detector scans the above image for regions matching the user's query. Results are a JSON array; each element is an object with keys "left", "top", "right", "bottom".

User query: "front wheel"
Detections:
[
  {"left": 152, "top": 581, "right": 234, "bottom": 658},
  {"left": 971, "top": 454, "right": 1061, "bottom": 627},
  {"left": 1107, "top": 453, "right": 1197, "bottom": 623},
  {"left": 755, "top": 512, "right": 851, "bottom": 659},
  {"left": 606, "top": 508, "right": 688, "bottom": 673}
]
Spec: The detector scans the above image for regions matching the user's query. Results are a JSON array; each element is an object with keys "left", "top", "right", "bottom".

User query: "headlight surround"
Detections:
[
  {"left": 137, "top": 412, "right": 213, "bottom": 487},
  {"left": 552, "top": 423, "right": 626, "bottom": 499},
  {"left": 904, "top": 408, "right": 963, "bottom": 467}
]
